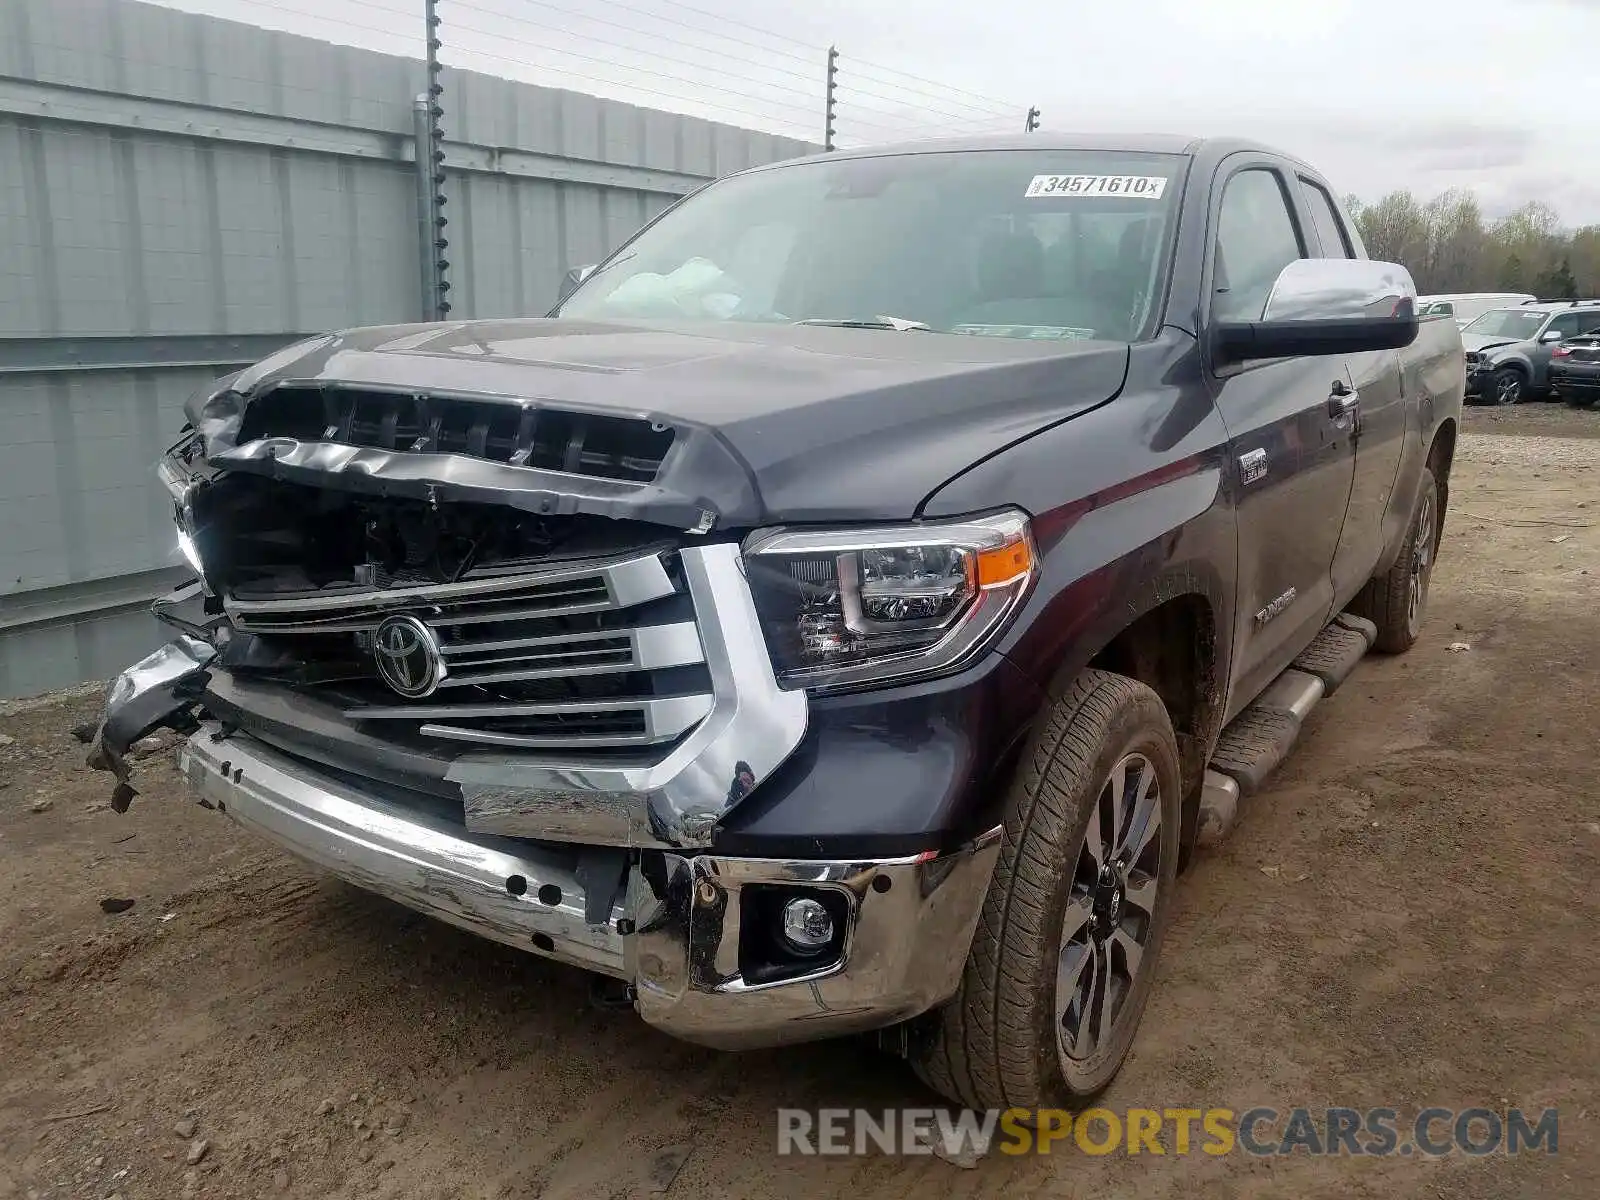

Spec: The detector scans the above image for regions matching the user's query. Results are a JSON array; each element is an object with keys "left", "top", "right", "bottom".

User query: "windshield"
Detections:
[
  {"left": 555, "top": 149, "right": 1188, "bottom": 343},
  {"left": 1464, "top": 308, "right": 1547, "bottom": 339}
]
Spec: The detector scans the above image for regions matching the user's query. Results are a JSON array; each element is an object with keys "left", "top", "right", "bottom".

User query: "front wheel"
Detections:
[
  {"left": 910, "top": 669, "right": 1182, "bottom": 1110},
  {"left": 1490, "top": 367, "right": 1526, "bottom": 405},
  {"left": 1350, "top": 466, "right": 1439, "bottom": 654}
]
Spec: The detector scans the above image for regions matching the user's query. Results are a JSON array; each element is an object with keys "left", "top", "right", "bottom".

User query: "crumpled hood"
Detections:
[
  {"left": 200, "top": 317, "right": 1130, "bottom": 527},
  {"left": 1460, "top": 333, "right": 1525, "bottom": 355}
]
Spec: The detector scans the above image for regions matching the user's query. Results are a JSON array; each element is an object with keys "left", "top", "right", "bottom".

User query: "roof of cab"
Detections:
[{"left": 740, "top": 132, "right": 1310, "bottom": 178}]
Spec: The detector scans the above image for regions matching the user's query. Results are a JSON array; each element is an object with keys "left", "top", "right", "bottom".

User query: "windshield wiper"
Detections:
[{"left": 795, "top": 315, "right": 932, "bottom": 332}]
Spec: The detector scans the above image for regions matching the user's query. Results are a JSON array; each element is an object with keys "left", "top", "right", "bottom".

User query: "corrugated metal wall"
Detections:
[{"left": 0, "top": 0, "right": 816, "bottom": 698}]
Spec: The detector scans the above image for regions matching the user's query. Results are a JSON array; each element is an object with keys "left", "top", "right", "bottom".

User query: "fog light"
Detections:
[{"left": 780, "top": 897, "right": 834, "bottom": 954}]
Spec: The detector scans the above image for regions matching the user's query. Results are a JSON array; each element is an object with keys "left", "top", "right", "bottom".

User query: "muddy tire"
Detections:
[
  {"left": 1351, "top": 466, "right": 1439, "bottom": 654},
  {"left": 909, "top": 669, "right": 1182, "bottom": 1111}
]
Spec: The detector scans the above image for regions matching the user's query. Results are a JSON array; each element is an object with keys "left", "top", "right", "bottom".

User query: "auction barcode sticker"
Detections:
[{"left": 1025, "top": 174, "right": 1168, "bottom": 199}]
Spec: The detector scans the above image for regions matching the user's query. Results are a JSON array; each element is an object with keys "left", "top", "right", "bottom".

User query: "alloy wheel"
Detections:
[
  {"left": 1055, "top": 752, "right": 1163, "bottom": 1073},
  {"left": 1407, "top": 484, "right": 1436, "bottom": 636}
]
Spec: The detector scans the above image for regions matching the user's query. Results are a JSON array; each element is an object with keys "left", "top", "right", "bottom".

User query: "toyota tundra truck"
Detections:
[{"left": 89, "top": 134, "right": 1463, "bottom": 1112}]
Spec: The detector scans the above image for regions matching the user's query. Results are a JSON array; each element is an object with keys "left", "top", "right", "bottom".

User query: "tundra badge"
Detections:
[{"left": 1255, "top": 588, "right": 1296, "bottom": 626}]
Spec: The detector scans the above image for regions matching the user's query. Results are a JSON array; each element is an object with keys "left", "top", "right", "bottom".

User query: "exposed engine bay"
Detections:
[{"left": 187, "top": 471, "right": 676, "bottom": 600}]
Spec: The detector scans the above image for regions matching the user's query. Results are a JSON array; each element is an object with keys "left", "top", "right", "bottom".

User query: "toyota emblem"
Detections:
[{"left": 372, "top": 614, "right": 445, "bottom": 698}]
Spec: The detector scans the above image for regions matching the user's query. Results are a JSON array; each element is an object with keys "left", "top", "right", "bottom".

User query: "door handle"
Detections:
[{"left": 1327, "top": 381, "right": 1359, "bottom": 421}]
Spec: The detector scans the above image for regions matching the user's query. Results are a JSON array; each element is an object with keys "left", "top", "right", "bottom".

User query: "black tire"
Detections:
[
  {"left": 910, "top": 669, "right": 1182, "bottom": 1111},
  {"left": 1490, "top": 367, "right": 1526, "bottom": 405},
  {"left": 1350, "top": 465, "right": 1439, "bottom": 654}
]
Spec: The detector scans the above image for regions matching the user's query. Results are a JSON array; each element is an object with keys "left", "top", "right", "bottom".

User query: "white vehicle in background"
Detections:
[{"left": 1417, "top": 293, "right": 1538, "bottom": 327}]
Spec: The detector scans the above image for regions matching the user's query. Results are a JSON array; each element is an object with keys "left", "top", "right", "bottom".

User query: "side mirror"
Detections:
[
  {"left": 556, "top": 263, "right": 597, "bottom": 304},
  {"left": 1540, "top": 329, "right": 1564, "bottom": 344},
  {"left": 1215, "top": 258, "right": 1420, "bottom": 363}
]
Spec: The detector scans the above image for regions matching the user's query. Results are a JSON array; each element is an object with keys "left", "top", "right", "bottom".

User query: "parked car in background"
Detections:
[
  {"left": 1550, "top": 332, "right": 1600, "bottom": 406},
  {"left": 1417, "top": 292, "right": 1537, "bottom": 327},
  {"left": 1463, "top": 301, "right": 1600, "bottom": 403}
]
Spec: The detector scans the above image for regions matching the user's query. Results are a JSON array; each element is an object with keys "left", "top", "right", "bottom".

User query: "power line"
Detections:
[
  {"left": 436, "top": 38, "right": 819, "bottom": 139},
  {"left": 637, "top": 0, "right": 1021, "bottom": 116},
  {"left": 453, "top": 1, "right": 1016, "bottom": 129},
  {"left": 845, "top": 58, "right": 1019, "bottom": 117},
  {"left": 832, "top": 85, "right": 1023, "bottom": 130},
  {"left": 469, "top": 0, "right": 824, "bottom": 84},
  {"left": 449, "top": 0, "right": 824, "bottom": 100},
  {"left": 439, "top": 18, "right": 821, "bottom": 127},
  {"left": 145, "top": 0, "right": 1026, "bottom": 146},
  {"left": 614, "top": 0, "right": 829, "bottom": 67}
]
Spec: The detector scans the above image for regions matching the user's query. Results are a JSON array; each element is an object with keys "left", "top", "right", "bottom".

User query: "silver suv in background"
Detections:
[{"left": 1463, "top": 302, "right": 1600, "bottom": 404}]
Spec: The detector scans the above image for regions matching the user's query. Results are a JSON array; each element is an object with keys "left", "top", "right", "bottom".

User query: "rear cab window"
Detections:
[{"left": 1297, "top": 177, "right": 1354, "bottom": 259}]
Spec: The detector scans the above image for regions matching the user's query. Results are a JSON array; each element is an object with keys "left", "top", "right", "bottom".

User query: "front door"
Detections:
[
  {"left": 1204, "top": 161, "right": 1357, "bottom": 721},
  {"left": 1293, "top": 175, "right": 1411, "bottom": 608}
]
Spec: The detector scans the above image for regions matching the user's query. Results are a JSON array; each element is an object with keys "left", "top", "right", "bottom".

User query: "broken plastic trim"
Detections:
[
  {"left": 184, "top": 360, "right": 756, "bottom": 534},
  {"left": 86, "top": 636, "right": 216, "bottom": 813}
]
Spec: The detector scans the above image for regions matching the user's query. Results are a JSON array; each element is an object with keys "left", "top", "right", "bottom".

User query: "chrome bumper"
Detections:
[{"left": 178, "top": 724, "right": 1001, "bottom": 1048}]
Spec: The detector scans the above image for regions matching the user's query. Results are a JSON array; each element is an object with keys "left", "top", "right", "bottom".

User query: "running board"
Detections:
[{"left": 1195, "top": 611, "right": 1377, "bottom": 847}]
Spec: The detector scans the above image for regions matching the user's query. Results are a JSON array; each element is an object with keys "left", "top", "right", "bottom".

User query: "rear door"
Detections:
[
  {"left": 1205, "top": 159, "right": 1357, "bottom": 720},
  {"left": 1297, "top": 176, "right": 1410, "bottom": 607}
]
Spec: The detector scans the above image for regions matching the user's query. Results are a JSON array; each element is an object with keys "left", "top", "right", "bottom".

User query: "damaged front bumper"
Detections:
[
  {"left": 176, "top": 722, "right": 1001, "bottom": 1048},
  {"left": 86, "top": 629, "right": 215, "bottom": 812}
]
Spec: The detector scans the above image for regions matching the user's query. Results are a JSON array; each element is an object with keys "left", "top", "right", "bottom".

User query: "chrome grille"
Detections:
[
  {"left": 436, "top": 622, "right": 702, "bottom": 688},
  {"left": 226, "top": 552, "right": 670, "bottom": 634},
  {"left": 220, "top": 548, "right": 712, "bottom": 752}
]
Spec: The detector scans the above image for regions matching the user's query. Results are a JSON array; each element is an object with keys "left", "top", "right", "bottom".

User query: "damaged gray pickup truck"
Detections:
[{"left": 90, "top": 134, "right": 1462, "bottom": 1111}]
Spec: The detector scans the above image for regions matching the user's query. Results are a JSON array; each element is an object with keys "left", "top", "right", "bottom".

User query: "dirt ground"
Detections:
[{"left": 2, "top": 404, "right": 1598, "bottom": 1200}]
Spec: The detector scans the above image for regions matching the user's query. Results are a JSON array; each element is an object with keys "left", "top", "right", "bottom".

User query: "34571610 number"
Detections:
[{"left": 1024, "top": 174, "right": 1169, "bottom": 199}]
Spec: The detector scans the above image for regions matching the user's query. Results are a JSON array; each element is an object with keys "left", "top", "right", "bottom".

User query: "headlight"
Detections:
[
  {"left": 160, "top": 430, "right": 210, "bottom": 588},
  {"left": 742, "top": 509, "right": 1036, "bottom": 692},
  {"left": 177, "top": 528, "right": 204, "bottom": 576}
]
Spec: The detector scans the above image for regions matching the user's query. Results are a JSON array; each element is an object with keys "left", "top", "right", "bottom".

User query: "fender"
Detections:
[{"left": 921, "top": 331, "right": 1237, "bottom": 739}]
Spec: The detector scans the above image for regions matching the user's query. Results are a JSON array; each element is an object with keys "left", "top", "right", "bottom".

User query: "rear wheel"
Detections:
[
  {"left": 1490, "top": 367, "right": 1526, "bottom": 405},
  {"left": 910, "top": 669, "right": 1181, "bottom": 1110},
  {"left": 1351, "top": 466, "right": 1439, "bottom": 654}
]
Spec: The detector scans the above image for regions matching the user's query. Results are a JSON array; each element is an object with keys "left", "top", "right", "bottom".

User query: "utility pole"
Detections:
[
  {"left": 414, "top": 0, "right": 451, "bottom": 321},
  {"left": 1025, "top": 106, "right": 1040, "bottom": 133},
  {"left": 824, "top": 46, "right": 838, "bottom": 151}
]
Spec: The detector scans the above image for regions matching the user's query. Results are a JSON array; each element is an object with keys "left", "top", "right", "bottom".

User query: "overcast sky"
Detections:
[{"left": 156, "top": 0, "right": 1600, "bottom": 224}]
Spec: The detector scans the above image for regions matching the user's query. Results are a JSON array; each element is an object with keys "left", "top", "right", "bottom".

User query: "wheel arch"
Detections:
[
  {"left": 1425, "top": 417, "right": 1456, "bottom": 546},
  {"left": 1081, "top": 590, "right": 1225, "bottom": 858}
]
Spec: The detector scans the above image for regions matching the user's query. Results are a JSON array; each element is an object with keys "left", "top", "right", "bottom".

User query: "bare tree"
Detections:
[{"left": 1349, "top": 189, "right": 1598, "bottom": 298}]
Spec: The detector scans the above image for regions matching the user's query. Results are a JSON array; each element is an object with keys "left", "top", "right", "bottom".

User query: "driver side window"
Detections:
[{"left": 1212, "top": 168, "right": 1305, "bottom": 324}]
